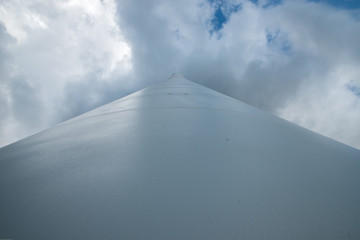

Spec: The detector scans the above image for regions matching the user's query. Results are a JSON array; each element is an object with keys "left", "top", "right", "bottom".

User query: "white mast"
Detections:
[{"left": 0, "top": 74, "right": 359, "bottom": 239}]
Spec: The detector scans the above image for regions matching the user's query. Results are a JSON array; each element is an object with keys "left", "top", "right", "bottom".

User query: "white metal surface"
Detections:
[{"left": 1, "top": 74, "right": 360, "bottom": 239}]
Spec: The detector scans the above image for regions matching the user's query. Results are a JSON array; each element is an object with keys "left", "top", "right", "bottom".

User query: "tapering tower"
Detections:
[{"left": 1, "top": 74, "right": 360, "bottom": 239}]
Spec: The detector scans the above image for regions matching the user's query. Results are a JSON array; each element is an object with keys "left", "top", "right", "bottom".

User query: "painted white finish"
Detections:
[{"left": 1, "top": 74, "right": 360, "bottom": 239}]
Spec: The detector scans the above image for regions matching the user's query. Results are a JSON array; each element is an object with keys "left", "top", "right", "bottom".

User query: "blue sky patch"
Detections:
[
  {"left": 347, "top": 84, "right": 360, "bottom": 97},
  {"left": 209, "top": 0, "right": 241, "bottom": 37},
  {"left": 308, "top": 0, "right": 360, "bottom": 9},
  {"left": 251, "top": 0, "right": 360, "bottom": 9},
  {"left": 247, "top": 0, "right": 283, "bottom": 8},
  {"left": 211, "top": 5, "right": 227, "bottom": 32},
  {"left": 266, "top": 29, "right": 292, "bottom": 55},
  {"left": 262, "top": 0, "right": 284, "bottom": 8}
]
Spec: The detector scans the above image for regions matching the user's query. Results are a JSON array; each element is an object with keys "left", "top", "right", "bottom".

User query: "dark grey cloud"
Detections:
[
  {"left": 0, "top": 23, "right": 44, "bottom": 145},
  {"left": 58, "top": 71, "right": 134, "bottom": 122},
  {"left": 0, "top": 24, "right": 12, "bottom": 144},
  {"left": 9, "top": 77, "right": 44, "bottom": 129}
]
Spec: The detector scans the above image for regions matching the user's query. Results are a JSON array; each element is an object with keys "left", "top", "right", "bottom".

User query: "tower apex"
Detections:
[{"left": 169, "top": 73, "right": 184, "bottom": 79}]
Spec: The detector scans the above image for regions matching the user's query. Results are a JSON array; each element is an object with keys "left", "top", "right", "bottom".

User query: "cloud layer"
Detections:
[{"left": 0, "top": 0, "right": 360, "bottom": 149}]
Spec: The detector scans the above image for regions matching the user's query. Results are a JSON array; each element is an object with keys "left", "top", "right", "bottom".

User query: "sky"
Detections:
[{"left": 0, "top": 0, "right": 360, "bottom": 149}]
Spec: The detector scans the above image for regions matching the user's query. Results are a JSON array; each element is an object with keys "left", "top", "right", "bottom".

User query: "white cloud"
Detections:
[
  {"left": 0, "top": 0, "right": 132, "bottom": 146},
  {"left": 0, "top": 0, "right": 360, "bottom": 149},
  {"left": 113, "top": 0, "right": 360, "bottom": 149}
]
